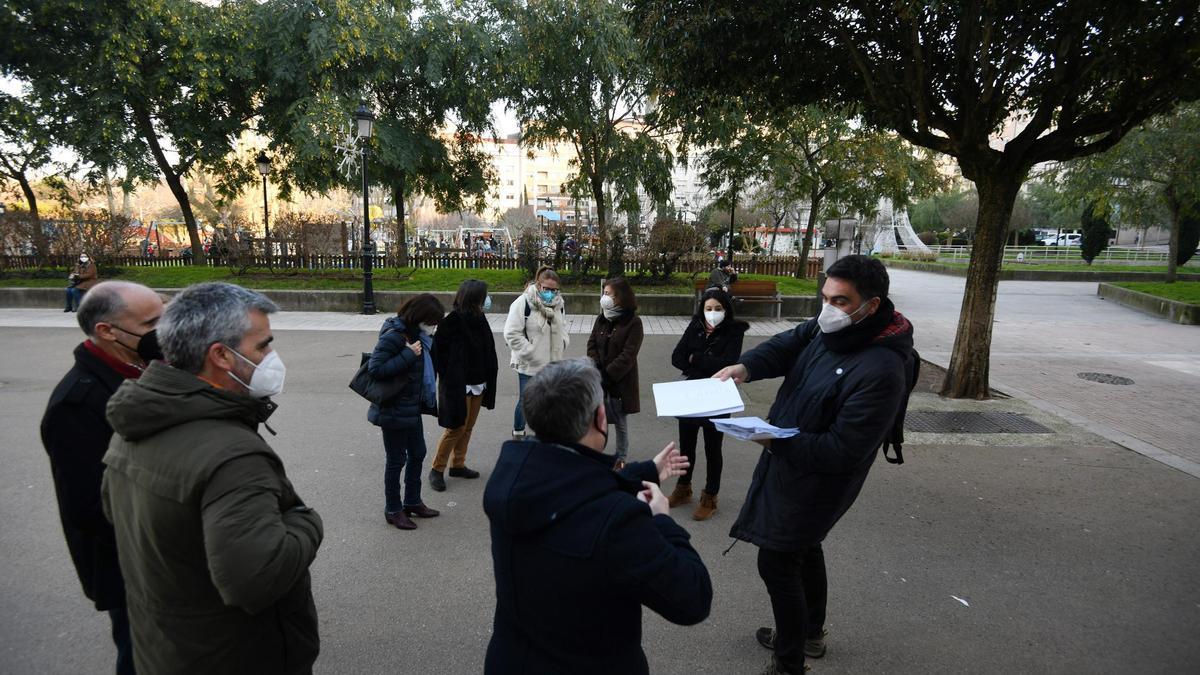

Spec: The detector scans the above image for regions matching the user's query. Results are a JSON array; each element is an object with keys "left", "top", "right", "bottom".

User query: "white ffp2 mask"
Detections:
[{"left": 227, "top": 347, "right": 287, "bottom": 398}]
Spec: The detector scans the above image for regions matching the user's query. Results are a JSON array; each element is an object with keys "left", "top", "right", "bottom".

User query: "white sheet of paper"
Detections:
[
  {"left": 712, "top": 416, "right": 801, "bottom": 441},
  {"left": 652, "top": 378, "right": 745, "bottom": 418}
]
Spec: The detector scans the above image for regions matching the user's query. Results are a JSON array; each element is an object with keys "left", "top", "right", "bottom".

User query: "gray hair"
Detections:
[
  {"left": 522, "top": 358, "right": 603, "bottom": 443},
  {"left": 158, "top": 282, "right": 278, "bottom": 374},
  {"left": 76, "top": 281, "right": 132, "bottom": 337}
]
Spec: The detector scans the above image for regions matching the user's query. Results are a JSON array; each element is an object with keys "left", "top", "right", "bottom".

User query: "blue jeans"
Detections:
[
  {"left": 65, "top": 286, "right": 83, "bottom": 310},
  {"left": 381, "top": 424, "right": 427, "bottom": 512},
  {"left": 513, "top": 372, "right": 532, "bottom": 432}
]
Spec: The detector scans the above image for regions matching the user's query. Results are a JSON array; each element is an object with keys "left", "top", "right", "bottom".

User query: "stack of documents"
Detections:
[
  {"left": 712, "top": 417, "right": 801, "bottom": 441},
  {"left": 652, "top": 378, "right": 745, "bottom": 418}
]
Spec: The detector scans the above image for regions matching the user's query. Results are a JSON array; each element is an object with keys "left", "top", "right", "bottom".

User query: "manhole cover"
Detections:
[
  {"left": 905, "top": 411, "right": 1053, "bottom": 434},
  {"left": 1077, "top": 372, "right": 1135, "bottom": 385}
]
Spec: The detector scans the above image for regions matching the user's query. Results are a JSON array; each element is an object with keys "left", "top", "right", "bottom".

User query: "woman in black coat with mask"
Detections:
[
  {"left": 668, "top": 288, "right": 748, "bottom": 521},
  {"left": 429, "top": 279, "right": 499, "bottom": 491}
]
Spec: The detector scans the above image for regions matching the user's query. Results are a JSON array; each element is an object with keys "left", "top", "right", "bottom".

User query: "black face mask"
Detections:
[
  {"left": 136, "top": 329, "right": 164, "bottom": 363},
  {"left": 112, "top": 325, "right": 164, "bottom": 364}
]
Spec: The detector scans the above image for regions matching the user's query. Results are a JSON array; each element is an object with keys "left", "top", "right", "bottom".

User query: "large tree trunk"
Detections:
[
  {"left": 394, "top": 176, "right": 408, "bottom": 266},
  {"left": 795, "top": 189, "right": 826, "bottom": 278},
  {"left": 1165, "top": 185, "right": 1180, "bottom": 283},
  {"left": 941, "top": 174, "right": 1022, "bottom": 399},
  {"left": 16, "top": 173, "right": 49, "bottom": 261},
  {"left": 134, "top": 106, "right": 206, "bottom": 265}
]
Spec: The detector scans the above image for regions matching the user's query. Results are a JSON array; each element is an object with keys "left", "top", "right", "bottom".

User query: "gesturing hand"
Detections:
[
  {"left": 713, "top": 363, "right": 748, "bottom": 384},
  {"left": 407, "top": 341, "right": 423, "bottom": 356},
  {"left": 636, "top": 481, "right": 670, "bottom": 516},
  {"left": 653, "top": 441, "right": 689, "bottom": 482}
]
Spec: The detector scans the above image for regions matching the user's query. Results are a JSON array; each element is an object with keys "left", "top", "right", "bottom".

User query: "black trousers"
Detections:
[
  {"left": 756, "top": 545, "right": 828, "bottom": 673},
  {"left": 109, "top": 606, "right": 135, "bottom": 675},
  {"left": 676, "top": 414, "right": 727, "bottom": 494}
]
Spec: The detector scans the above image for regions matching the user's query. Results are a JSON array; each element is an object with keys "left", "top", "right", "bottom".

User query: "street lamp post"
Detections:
[
  {"left": 355, "top": 103, "right": 377, "bottom": 315},
  {"left": 256, "top": 151, "right": 272, "bottom": 267}
]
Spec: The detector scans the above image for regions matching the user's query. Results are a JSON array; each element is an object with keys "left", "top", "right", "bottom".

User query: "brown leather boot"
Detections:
[
  {"left": 667, "top": 482, "right": 693, "bottom": 508},
  {"left": 692, "top": 490, "right": 718, "bottom": 521}
]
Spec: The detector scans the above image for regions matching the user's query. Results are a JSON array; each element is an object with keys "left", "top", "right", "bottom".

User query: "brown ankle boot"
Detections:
[
  {"left": 668, "top": 482, "right": 693, "bottom": 508},
  {"left": 692, "top": 491, "right": 718, "bottom": 521}
]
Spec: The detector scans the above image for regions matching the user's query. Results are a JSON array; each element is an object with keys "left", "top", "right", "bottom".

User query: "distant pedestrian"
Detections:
[
  {"left": 368, "top": 294, "right": 445, "bottom": 529},
  {"left": 429, "top": 280, "right": 498, "bottom": 491},
  {"left": 586, "top": 277, "right": 643, "bottom": 465},
  {"left": 483, "top": 359, "right": 710, "bottom": 674},
  {"left": 503, "top": 266, "right": 568, "bottom": 439},
  {"left": 101, "top": 282, "right": 323, "bottom": 675},
  {"left": 668, "top": 288, "right": 748, "bottom": 521},
  {"left": 65, "top": 252, "right": 98, "bottom": 312},
  {"left": 715, "top": 255, "right": 918, "bottom": 674},
  {"left": 708, "top": 262, "right": 737, "bottom": 293},
  {"left": 41, "top": 281, "right": 164, "bottom": 675}
]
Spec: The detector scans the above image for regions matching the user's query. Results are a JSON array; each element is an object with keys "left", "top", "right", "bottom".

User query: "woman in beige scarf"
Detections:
[{"left": 503, "top": 266, "right": 568, "bottom": 438}]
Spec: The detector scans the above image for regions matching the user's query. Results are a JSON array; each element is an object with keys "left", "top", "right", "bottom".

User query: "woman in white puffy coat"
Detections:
[{"left": 503, "top": 266, "right": 569, "bottom": 438}]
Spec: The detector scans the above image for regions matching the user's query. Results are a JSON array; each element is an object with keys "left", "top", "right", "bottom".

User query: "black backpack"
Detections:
[{"left": 881, "top": 350, "right": 920, "bottom": 465}]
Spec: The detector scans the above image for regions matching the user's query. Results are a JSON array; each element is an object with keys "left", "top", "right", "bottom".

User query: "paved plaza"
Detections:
[{"left": 1, "top": 270, "right": 1199, "bottom": 673}]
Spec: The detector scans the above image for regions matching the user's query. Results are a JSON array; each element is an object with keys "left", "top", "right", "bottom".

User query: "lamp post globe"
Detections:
[
  {"left": 256, "top": 151, "right": 272, "bottom": 266},
  {"left": 355, "top": 103, "right": 377, "bottom": 315}
]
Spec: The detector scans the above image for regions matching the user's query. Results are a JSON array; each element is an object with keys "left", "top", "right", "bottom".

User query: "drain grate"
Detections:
[
  {"left": 905, "top": 411, "right": 1053, "bottom": 434},
  {"left": 1077, "top": 372, "right": 1135, "bottom": 385}
]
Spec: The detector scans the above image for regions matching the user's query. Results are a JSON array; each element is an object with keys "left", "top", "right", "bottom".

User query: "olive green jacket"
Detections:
[{"left": 102, "top": 361, "right": 323, "bottom": 675}]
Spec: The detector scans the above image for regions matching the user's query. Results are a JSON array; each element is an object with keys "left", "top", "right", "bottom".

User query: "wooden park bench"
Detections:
[{"left": 694, "top": 279, "right": 782, "bottom": 318}]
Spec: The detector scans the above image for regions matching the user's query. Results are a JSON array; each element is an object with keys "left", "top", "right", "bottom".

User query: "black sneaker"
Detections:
[
  {"left": 756, "top": 627, "right": 826, "bottom": 659},
  {"left": 805, "top": 629, "right": 827, "bottom": 659},
  {"left": 428, "top": 470, "right": 446, "bottom": 492},
  {"left": 448, "top": 467, "right": 480, "bottom": 479},
  {"left": 756, "top": 627, "right": 775, "bottom": 650},
  {"left": 758, "top": 655, "right": 810, "bottom": 674}
]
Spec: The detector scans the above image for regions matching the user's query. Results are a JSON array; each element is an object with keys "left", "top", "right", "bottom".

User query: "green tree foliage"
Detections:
[
  {"left": 2, "top": 0, "right": 268, "bottom": 265},
  {"left": 1079, "top": 201, "right": 1110, "bottom": 265},
  {"left": 636, "top": 0, "right": 1200, "bottom": 398},
  {"left": 258, "top": 0, "right": 500, "bottom": 263},
  {"left": 1057, "top": 104, "right": 1200, "bottom": 281},
  {"left": 756, "top": 106, "right": 942, "bottom": 277},
  {"left": 0, "top": 91, "right": 60, "bottom": 258},
  {"left": 492, "top": 0, "right": 673, "bottom": 259}
]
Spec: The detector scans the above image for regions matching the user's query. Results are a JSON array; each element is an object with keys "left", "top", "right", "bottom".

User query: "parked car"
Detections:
[{"left": 1039, "top": 232, "right": 1081, "bottom": 246}]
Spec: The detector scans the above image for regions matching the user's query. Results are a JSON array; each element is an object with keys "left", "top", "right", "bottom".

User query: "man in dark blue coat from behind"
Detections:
[
  {"left": 483, "top": 358, "right": 712, "bottom": 674},
  {"left": 716, "top": 255, "right": 917, "bottom": 674},
  {"left": 40, "top": 281, "right": 165, "bottom": 675}
]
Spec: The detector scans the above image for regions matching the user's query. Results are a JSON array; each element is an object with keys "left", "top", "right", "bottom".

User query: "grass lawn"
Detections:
[
  {"left": 1113, "top": 281, "right": 1200, "bottom": 305},
  {"left": 0, "top": 266, "right": 819, "bottom": 296}
]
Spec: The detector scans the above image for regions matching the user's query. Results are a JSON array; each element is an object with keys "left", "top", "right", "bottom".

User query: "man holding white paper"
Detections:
[{"left": 714, "top": 255, "right": 917, "bottom": 675}]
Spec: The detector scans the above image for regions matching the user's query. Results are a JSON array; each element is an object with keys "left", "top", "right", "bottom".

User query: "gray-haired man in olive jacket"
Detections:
[{"left": 102, "top": 283, "right": 322, "bottom": 675}]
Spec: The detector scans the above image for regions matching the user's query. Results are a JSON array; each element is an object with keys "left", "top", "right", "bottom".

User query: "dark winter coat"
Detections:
[
  {"left": 483, "top": 438, "right": 712, "bottom": 675},
  {"left": 101, "top": 361, "right": 323, "bottom": 675},
  {"left": 367, "top": 316, "right": 435, "bottom": 428},
  {"left": 730, "top": 312, "right": 915, "bottom": 552},
  {"left": 586, "top": 311, "right": 644, "bottom": 413},
  {"left": 670, "top": 316, "right": 749, "bottom": 380},
  {"left": 39, "top": 343, "right": 129, "bottom": 611},
  {"left": 434, "top": 310, "right": 498, "bottom": 429}
]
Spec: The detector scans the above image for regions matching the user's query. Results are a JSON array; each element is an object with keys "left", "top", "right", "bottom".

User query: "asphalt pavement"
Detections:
[
  {"left": 2, "top": 317, "right": 1198, "bottom": 674},
  {"left": 886, "top": 269, "right": 1200, "bottom": 477}
]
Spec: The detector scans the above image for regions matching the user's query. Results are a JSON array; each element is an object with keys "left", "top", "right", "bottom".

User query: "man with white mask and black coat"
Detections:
[{"left": 715, "top": 255, "right": 917, "bottom": 675}]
